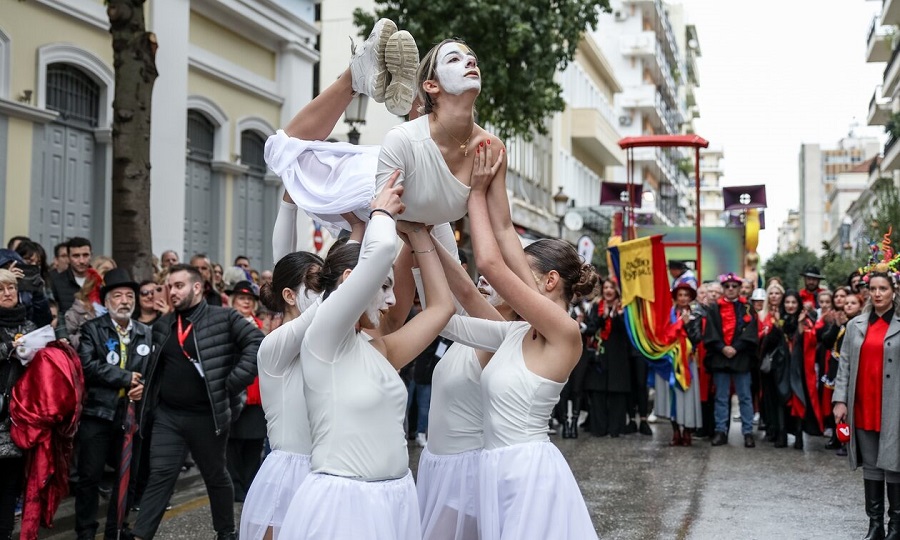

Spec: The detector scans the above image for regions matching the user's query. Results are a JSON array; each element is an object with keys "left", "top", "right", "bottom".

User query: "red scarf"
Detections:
[
  {"left": 799, "top": 288, "right": 822, "bottom": 308},
  {"left": 718, "top": 296, "right": 751, "bottom": 346},
  {"left": 598, "top": 302, "right": 615, "bottom": 341}
]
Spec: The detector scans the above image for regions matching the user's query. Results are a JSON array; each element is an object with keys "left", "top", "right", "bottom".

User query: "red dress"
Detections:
[{"left": 856, "top": 318, "right": 888, "bottom": 432}]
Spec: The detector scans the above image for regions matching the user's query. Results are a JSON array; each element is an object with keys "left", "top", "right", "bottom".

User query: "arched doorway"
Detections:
[
  {"left": 233, "top": 130, "right": 267, "bottom": 268},
  {"left": 33, "top": 63, "right": 101, "bottom": 248},
  {"left": 184, "top": 109, "right": 215, "bottom": 259}
]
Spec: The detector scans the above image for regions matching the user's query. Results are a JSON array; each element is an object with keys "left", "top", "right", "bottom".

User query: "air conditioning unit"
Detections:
[
  {"left": 614, "top": 10, "right": 627, "bottom": 21},
  {"left": 619, "top": 115, "right": 633, "bottom": 127}
]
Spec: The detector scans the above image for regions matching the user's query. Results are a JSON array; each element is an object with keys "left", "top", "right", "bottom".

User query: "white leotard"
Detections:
[
  {"left": 256, "top": 299, "right": 319, "bottom": 455},
  {"left": 301, "top": 215, "right": 409, "bottom": 480},
  {"left": 443, "top": 317, "right": 566, "bottom": 450},
  {"left": 426, "top": 343, "right": 484, "bottom": 455},
  {"left": 376, "top": 115, "right": 471, "bottom": 225}
]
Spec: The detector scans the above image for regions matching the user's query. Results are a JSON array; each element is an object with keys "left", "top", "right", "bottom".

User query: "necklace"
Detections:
[{"left": 433, "top": 114, "right": 474, "bottom": 156}]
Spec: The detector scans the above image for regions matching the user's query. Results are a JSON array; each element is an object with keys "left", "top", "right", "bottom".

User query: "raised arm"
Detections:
[
  {"left": 378, "top": 246, "right": 416, "bottom": 336},
  {"left": 378, "top": 224, "right": 455, "bottom": 370},
  {"left": 257, "top": 300, "right": 320, "bottom": 377},
  {"left": 432, "top": 232, "right": 503, "bottom": 322},
  {"left": 273, "top": 192, "right": 299, "bottom": 263},
  {"left": 467, "top": 145, "right": 580, "bottom": 358},
  {"left": 483, "top": 138, "right": 539, "bottom": 292}
]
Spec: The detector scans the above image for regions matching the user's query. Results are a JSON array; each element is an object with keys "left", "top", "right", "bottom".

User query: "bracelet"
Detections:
[
  {"left": 412, "top": 247, "right": 436, "bottom": 254},
  {"left": 369, "top": 208, "right": 393, "bottom": 220}
]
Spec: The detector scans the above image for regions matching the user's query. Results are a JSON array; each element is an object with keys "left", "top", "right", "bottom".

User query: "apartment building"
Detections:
[
  {"left": 698, "top": 148, "right": 725, "bottom": 227},
  {"left": 0, "top": 0, "right": 319, "bottom": 267}
]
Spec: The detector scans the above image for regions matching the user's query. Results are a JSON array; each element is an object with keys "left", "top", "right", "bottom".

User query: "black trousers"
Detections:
[
  {"left": 74, "top": 402, "right": 143, "bottom": 539},
  {"left": 0, "top": 456, "right": 24, "bottom": 539},
  {"left": 586, "top": 391, "right": 628, "bottom": 437},
  {"left": 132, "top": 406, "right": 233, "bottom": 539},
  {"left": 226, "top": 438, "right": 264, "bottom": 502},
  {"left": 628, "top": 355, "right": 649, "bottom": 418}
]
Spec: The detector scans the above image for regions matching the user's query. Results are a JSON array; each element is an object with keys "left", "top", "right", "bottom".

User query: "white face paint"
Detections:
[
  {"left": 434, "top": 42, "right": 481, "bottom": 96},
  {"left": 295, "top": 284, "right": 319, "bottom": 312},
  {"left": 477, "top": 276, "right": 504, "bottom": 307},
  {"left": 364, "top": 270, "right": 396, "bottom": 328}
]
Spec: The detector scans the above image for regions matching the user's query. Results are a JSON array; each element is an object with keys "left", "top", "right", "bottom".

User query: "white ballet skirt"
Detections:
[
  {"left": 264, "top": 115, "right": 470, "bottom": 234},
  {"left": 239, "top": 451, "right": 311, "bottom": 540},
  {"left": 479, "top": 441, "right": 598, "bottom": 540},
  {"left": 417, "top": 447, "right": 481, "bottom": 540},
  {"left": 278, "top": 470, "right": 421, "bottom": 540}
]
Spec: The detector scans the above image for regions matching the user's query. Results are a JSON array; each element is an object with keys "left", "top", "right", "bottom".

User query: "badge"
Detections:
[
  {"left": 136, "top": 344, "right": 150, "bottom": 356},
  {"left": 106, "top": 351, "right": 120, "bottom": 365}
]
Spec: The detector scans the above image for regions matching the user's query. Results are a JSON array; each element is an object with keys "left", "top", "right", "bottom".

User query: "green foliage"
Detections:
[
  {"left": 886, "top": 112, "right": 900, "bottom": 141},
  {"left": 866, "top": 177, "right": 900, "bottom": 252},
  {"left": 820, "top": 242, "right": 866, "bottom": 290},
  {"left": 354, "top": 0, "right": 611, "bottom": 140},
  {"left": 762, "top": 246, "right": 818, "bottom": 291}
]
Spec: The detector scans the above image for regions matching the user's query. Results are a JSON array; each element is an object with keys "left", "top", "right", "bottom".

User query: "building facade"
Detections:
[
  {"left": 0, "top": 0, "right": 319, "bottom": 269},
  {"left": 698, "top": 147, "right": 725, "bottom": 227},
  {"left": 777, "top": 209, "right": 801, "bottom": 254}
]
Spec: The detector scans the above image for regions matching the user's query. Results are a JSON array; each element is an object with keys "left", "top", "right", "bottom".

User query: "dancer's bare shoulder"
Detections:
[{"left": 472, "top": 125, "right": 507, "bottom": 154}]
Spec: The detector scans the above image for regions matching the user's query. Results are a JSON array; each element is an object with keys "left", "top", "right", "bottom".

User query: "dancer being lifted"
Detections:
[{"left": 266, "top": 23, "right": 534, "bottom": 287}]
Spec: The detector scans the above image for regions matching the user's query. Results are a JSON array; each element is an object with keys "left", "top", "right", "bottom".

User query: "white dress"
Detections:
[
  {"left": 265, "top": 115, "right": 470, "bottom": 233},
  {"left": 418, "top": 343, "right": 484, "bottom": 540},
  {"left": 240, "top": 299, "right": 320, "bottom": 540},
  {"left": 443, "top": 317, "right": 598, "bottom": 540},
  {"left": 279, "top": 215, "right": 420, "bottom": 540}
]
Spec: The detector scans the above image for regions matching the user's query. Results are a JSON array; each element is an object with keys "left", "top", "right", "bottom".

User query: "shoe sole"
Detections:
[
  {"left": 370, "top": 19, "right": 397, "bottom": 103},
  {"left": 384, "top": 30, "right": 419, "bottom": 116}
]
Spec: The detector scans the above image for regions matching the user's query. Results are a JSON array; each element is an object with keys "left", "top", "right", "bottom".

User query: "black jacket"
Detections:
[
  {"left": 78, "top": 315, "right": 152, "bottom": 422},
  {"left": 703, "top": 299, "right": 759, "bottom": 373},
  {"left": 50, "top": 268, "right": 81, "bottom": 315},
  {"left": 141, "top": 301, "right": 262, "bottom": 436}
]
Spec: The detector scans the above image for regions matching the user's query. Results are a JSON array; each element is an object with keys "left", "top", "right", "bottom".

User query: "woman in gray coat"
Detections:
[{"left": 833, "top": 272, "right": 900, "bottom": 540}]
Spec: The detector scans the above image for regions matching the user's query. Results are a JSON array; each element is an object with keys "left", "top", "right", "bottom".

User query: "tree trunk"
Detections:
[{"left": 107, "top": 0, "right": 158, "bottom": 281}]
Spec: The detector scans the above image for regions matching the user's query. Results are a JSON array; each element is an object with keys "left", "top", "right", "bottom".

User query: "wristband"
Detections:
[
  {"left": 369, "top": 208, "right": 393, "bottom": 220},
  {"left": 412, "top": 247, "right": 436, "bottom": 255}
]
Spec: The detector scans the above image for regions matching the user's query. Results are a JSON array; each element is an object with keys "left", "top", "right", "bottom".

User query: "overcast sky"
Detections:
[{"left": 676, "top": 0, "right": 885, "bottom": 259}]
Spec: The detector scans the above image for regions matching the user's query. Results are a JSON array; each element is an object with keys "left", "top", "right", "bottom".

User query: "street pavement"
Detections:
[{"left": 34, "top": 416, "right": 864, "bottom": 540}]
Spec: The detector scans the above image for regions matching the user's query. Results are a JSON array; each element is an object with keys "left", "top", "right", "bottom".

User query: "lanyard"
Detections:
[{"left": 177, "top": 316, "right": 194, "bottom": 361}]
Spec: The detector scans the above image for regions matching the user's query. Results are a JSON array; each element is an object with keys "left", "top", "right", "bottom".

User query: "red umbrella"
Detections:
[{"left": 116, "top": 400, "right": 137, "bottom": 539}]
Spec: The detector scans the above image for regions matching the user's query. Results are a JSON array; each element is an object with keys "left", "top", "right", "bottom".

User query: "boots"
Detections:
[
  {"left": 886, "top": 482, "right": 900, "bottom": 540},
  {"left": 774, "top": 430, "right": 788, "bottom": 448},
  {"left": 562, "top": 401, "right": 577, "bottom": 439},
  {"left": 682, "top": 429, "right": 693, "bottom": 447},
  {"left": 669, "top": 421, "right": 682, "bottom": 446},
  {"left": 865, "top": 479, "right": 886, "bottom": 540}
]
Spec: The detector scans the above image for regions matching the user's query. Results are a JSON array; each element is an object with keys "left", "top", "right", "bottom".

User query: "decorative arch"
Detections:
[
  {"left": 0, "top": 26, "right": 10, "bottom": 99},
  {"left": 36, "top": 43, "right": 113, "bottom": 127},
  {"left": 186, "top": 95, "right": 229, "bottom": 162},
  {"left": 235, "top": 116, "right": 276, "bottom": 172}
]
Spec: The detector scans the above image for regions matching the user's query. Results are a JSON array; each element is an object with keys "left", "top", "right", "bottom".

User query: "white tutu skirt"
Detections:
[
  {"left": 265, "top": 130, "right": 380, "bottom": 233},
  {"left": 479, "top": 441, "right": 598, "bottom": 540},
  {"left": 417, "top": 447, "right": 481, "bottom": 540},
  {"left": 279, "top": 469, "right": 421, "bottom": 540},
  {"left": 240, "top": 450, "right": 311, "bottom": 540}
]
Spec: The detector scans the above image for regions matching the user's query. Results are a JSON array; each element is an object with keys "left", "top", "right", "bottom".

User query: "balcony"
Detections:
[
  {"left": 558, "top": 149, "right": 601, "bottom": 208},
  {"left": 885, "top": 0, "right": 900, "bottom": 26},
  {"left": 620, "top": 31, "right": 657, "bottom": 58},
  {"left": 884, "top": 135, "right": 900, "bottom": 172},
  {"left": 631, "top": 146, "right": 680, "bottom": 187},
  {"left": 867, "top": 16, "right": 895, "bottom": 63},
  {"left": 571, "top": 108, "right": 626, "bottom": 167},
  {"left": 884, "top": 42, "right": 900, "bottom": 95},
  {"left": 868, "top": 85, "right": 892, "bottom": 125},
  {"left": 619, "top": 84, "right": 681, "bottom": 134}
]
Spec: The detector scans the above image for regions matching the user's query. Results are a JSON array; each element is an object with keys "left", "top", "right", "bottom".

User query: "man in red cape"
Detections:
[{"left": 10, "top": 341, "right": 84, "bottom": 540}]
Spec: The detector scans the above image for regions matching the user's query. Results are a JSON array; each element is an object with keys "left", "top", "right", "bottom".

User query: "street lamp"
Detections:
[
  {"left": 553, "top": 187, "right": 570, "bottom": 238},
  {"left": 344, "top": 93, "right": 369, "bottom": 145}
]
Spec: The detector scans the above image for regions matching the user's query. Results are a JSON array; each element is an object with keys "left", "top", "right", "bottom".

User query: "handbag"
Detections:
[{"left": 759, "top": 349, "right": 776, "bottom": 374}]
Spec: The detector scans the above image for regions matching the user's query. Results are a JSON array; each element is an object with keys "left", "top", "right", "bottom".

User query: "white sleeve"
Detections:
[
  {"left": 431, "top": 222, "right": 460, "bottom": 263},
  {"left": 440, "top": 315, "right": 510, "bottom": 353},
  {"left": 306, "top": 215, "right": 397, "bottom": 361},
  {"left": 257, "top": 300, "right": 320, "bottom": 376},
  {"left": 272, "top": 199, "right": 299, "bottom": 264},
  {"left": 376, "top": 127, "right": 412, "bottom": 194}
]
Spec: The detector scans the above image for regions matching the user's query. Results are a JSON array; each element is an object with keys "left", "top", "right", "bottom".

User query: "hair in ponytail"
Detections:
[
  {"left": 523, "top": 239, "right": 599, "bottom": 304},
  {"left": 260, "top": 251, "right": 323, "bottom": 312}
]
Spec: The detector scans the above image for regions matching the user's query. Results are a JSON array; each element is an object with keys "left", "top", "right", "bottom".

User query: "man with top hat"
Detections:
[
  {"left": 74, "top": 268, "right": 152, "bottom": 540},
  {"left": 800, "top": 265, "right": 826, "bottom": 308},
  {"left": 703, "top": 272, "right": 759, "bottom": 448}
]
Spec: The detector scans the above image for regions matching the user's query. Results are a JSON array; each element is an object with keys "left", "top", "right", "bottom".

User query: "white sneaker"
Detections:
[
  {"left": 752, "top": 412, "right": 760, "bottom": 425},
  {"left": 350, "top": 18, "right": 397, "bottom": 102},
  {"left": 384, "top": 30, "right": 419, "bottom": 116},
  {"left": 648, "top": 412, "right": 658, "bottom": 423},
  {"left": 416, "top": 432, "right": 427, "bottom": 448}
]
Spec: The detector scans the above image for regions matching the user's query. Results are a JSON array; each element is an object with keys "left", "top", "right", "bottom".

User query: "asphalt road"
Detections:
[{"left": 37, "top": 417, "right": 865, "bottom": 540}]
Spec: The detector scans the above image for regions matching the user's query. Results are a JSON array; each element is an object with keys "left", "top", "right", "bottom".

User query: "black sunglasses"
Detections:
[
  {"left": 723, "top": 283, "right": 740, "bottom": 289},
  {"left": 140, "top": 287, "right": 163, "bottom": 297}
]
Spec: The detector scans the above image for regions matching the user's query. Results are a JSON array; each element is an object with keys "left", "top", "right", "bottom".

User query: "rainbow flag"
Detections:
[{"left": 609, "top": 235, "right": 692, "bottom": 391}]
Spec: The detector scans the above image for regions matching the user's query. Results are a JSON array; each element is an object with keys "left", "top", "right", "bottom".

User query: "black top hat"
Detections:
[
  {"left": 668, "top": 260, "right": 688, "bottom": 271},
  {"left": 801, "top": 266, "right": 825, "bottom": 280},
  {"left": 227, "top": 280, "right": 258, "bottom": 299},
  {"left": 100, "top": 268, "right": 140, "bottom": 303}
]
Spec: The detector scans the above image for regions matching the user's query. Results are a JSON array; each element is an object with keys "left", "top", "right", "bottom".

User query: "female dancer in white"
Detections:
[
  {"left": 279, "top": 182, "right": 455, "bottom": 539},
  {"left": 413, "top": 242, "right": 517, "bottom": 540},
  {"left": 266, "top": 34, "right": 535, "bottom": 287},
  {"left": 435, "top": 144, "right": 599, "bottom": 539},
  {"left": 240, "top": 252, "right": 323, "bottom": 540}
]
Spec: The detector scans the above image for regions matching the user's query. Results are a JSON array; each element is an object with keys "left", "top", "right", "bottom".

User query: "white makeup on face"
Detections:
[
  {"left": 477, "top": 276, "right": 503, "bottom": 307},
  {"left": 295, "top": 284, "right": 319, "bottom": 312},
  {"left": 434, "top": 42, "right": 480, "bottom": 96},
  {"left": 365, "top": 272, "right": 396, "bottom": 328}
]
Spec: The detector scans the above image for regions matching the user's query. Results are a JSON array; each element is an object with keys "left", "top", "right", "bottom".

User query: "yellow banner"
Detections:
[{"left": 618, "top": 236, "right": 656, "bottom": 306}]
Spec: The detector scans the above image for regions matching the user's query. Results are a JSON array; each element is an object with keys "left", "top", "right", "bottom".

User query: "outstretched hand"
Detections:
[
  {"left": 372, "top": 170, "right": 405, "bottom": 217},
  {"left": 470, "top": 139, "right": 505, "bottom": 193}
]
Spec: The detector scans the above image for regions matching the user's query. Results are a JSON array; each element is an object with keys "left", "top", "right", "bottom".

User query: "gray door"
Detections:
[
  {"left": 233, "top": 130, "right": 269, "bottom": 268},
  {"left": 184, "top": 110, "right": 215, "bottom": 259},
  {"left": 33, "top": 123, "right": 95, "bottom": 248}
]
